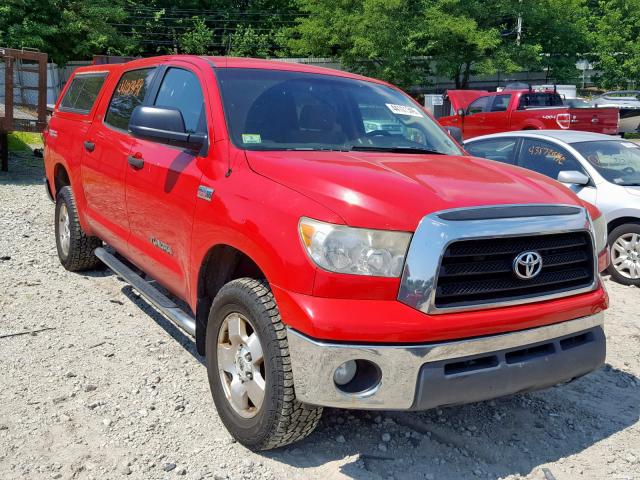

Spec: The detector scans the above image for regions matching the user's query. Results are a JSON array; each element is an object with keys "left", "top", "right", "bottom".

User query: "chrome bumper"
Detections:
[{"left": 287, "top": 312, "right": 604, "bottom": 410}]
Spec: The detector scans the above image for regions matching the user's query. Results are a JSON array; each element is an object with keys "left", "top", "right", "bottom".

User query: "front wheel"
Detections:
[
  {"left": 206, "top": 278, "right": 322, "bottom": 450},
  {"left": 608, "top": 223, "right": 640, "bottom": 286}
]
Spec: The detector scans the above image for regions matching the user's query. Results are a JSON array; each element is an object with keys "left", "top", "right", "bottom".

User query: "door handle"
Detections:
[
  {"left": 84, "top": 141, "right": 95, "bottom": 152},
  {"left": 127, "top": 155, "right": 144, "bottom": 169}
]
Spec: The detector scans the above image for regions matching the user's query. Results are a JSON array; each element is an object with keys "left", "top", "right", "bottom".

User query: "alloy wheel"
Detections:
[
  {"left": 58, "top": 203, "right": 71, "bottom": 257},
  {"left": 217, "top": 312, "right": 265, "bottom": 418},
  {"left": 611, "top": 232, "right": 640, "bottom": 279}
]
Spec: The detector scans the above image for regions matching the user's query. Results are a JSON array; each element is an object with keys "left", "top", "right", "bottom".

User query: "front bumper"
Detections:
[{"left": 287, "top": 312, "right": 604, "bottom": 410}]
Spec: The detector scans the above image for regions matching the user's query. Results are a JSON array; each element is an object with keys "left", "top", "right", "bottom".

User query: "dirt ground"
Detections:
[{"left": 1, "top": 153, "right": 639, "bottom": 480}]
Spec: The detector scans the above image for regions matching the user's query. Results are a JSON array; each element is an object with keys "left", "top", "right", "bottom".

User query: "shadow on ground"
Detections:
[
  {"left": 0, "top": 153, "right": 45, "bottom": 187},
  {"left": 120, "top": 283, "right": 204, "bottom": 366}
]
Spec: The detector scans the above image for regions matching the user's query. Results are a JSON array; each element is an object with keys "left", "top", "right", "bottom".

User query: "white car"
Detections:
[{"left": 465, "top": 130, "right": 640, "bottom": 285}]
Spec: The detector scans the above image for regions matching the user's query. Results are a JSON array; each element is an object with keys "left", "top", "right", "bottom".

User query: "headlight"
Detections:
[
  {"left": 299, "top": 217, "right": 411, "bottom": 277},
  {"left": 591, "top": 213, "right": 607, "bottom": 254}
]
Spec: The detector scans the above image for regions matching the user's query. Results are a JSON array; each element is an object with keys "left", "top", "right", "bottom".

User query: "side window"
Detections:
[
  {"left": 105, "top": 68, "right": 156, "bottom": 130},
  {"left": 465, "top": 138, "right": 518, "bottom": 165},
  {"left": 467, "top": 97, "right": 489, "bottom": 115},
  {"left": 154, "top": 68, "right": 206, "bottom": 134},
  {"left": 490, "top": 95, "right": 511, "bottom": 112},
  {"left": 59, "top": 73, "right": 108, "bottom": 114},
  {"left": 518, "top": 93, "right": 564, "bottom": 110},
  {"left": 518, "top": 139, "right": 587, "bottom": 180}
]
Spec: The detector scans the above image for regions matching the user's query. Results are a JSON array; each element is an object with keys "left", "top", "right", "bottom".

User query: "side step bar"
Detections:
[{"left": 95, "top": 247, "right": 196, "bottom": 337}]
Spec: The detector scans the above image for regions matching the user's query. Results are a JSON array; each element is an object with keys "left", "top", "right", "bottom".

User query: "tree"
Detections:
[
  {"left": 290, "top": 0, "right": 429, "bottom": 88},
  {"left": 227, "top": 25, "right": 272, "bottom": 58},
  {"left": 592, "top": 0, "right": 640, "bottom": 88},
  {"left": 180, "top": 17, "right": 213, "bottom": 54},
  {"left": 517, "top": 0, "right": 591, "bottom": 83},
  {"left": 417, "top": 0, "right": 520, "bottom": 89},
  {"left": 0, "top": 0, "right": 133, "bottom": 64}
]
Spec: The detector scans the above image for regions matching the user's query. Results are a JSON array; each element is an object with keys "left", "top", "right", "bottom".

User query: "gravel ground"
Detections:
[{"left": 1, "top": 152, "right": 639, "bottom": 480}]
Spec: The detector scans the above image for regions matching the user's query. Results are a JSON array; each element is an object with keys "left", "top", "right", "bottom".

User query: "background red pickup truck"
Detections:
[{"left": 438, "top": 89, "right": 619, "bottom": 139}]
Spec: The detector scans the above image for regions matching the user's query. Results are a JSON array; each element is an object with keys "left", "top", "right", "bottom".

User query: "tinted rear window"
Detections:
[
  {"left": 59, "top": 73, "right": 108, "bottom": 114},
  {"left": 518, "top": 93, "right": 564, "bottom": 109}
]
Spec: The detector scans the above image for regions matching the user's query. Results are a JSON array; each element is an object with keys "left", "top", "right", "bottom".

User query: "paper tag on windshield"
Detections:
[
  {"left": 385, "top": 103, "right": 424, "bottom": 117},
  {"left": 621, "top": 142, "right": 638, "bottom": 148},
  {"left": 242, "top": 134, "right": 262, "bottom": 144}
]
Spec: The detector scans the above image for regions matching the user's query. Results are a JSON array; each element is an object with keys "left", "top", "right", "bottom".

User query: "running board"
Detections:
[{"left": 95, "top": 247, "right": 196, "bottom": 337}]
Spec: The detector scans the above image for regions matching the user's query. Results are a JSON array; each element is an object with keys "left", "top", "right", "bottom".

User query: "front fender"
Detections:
[{"left": 188, "top": 163, "right": 343, "bottom": 310}]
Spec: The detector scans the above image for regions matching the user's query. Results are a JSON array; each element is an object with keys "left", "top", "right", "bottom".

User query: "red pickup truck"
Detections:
[
  {"left": 44, "top": 55, "right": 609, "bottom": 450},
  {"left": 438, "top": 89, "right": 619, "bottom": 139}
]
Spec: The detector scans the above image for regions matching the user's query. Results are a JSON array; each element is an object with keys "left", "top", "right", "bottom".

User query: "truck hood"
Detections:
[{"left": 245, "top": 150, "right": 582, "bottom": 231}]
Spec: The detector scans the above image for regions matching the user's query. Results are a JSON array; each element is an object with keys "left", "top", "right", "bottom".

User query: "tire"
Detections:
[
  {"left": 206, "top": 278, "right": 322, "bottom": 450},
  {"left": 55, "top": 186, "right": 102, "bottom": 271},
  {"left": 607, "top": 223, "right": 640, "bottom": 286}
]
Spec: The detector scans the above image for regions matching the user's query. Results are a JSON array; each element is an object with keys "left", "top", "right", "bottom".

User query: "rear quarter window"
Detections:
[
  {"left": 59, "top": 73, "right": 108, "bottom": 114},
  {"left": 518, "top": 93, "right": 564, "bottom": 109}
]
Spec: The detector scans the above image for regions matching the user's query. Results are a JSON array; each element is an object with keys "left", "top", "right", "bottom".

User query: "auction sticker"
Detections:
[
  {"left": 242, "top": 134, "right": 262, "bottom": 144},
  {"left": 385, "top": 103, "right": 424, "bottom": 117}
]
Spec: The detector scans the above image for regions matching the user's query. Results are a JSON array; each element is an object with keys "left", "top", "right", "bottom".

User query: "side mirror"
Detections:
[
  {"left": 129, "top": 106, "right": 206, "bottom": 148},
  {"left": 457, "top": 108, "right": 466, "bottom": 117},
  {"left": 557, "top": 170, "right": 590, "bottom": 186},
  {"left": 445, "top": 126, "right": 463, "bottom": 144}
]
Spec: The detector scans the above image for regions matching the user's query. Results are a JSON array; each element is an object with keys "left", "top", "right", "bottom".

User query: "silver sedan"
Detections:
[{"left": 465, "top": 130, "right": 640, "bottom": 285}]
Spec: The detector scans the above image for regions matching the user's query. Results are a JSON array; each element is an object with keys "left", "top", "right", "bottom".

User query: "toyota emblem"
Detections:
[{"left": 513, "top": 251, "right": 543, "bottom": 280}]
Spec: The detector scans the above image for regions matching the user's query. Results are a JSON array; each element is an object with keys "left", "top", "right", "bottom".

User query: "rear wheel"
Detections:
[
  {"left": 206, "top": 278, "right": 322, "bottom": 450},
  {"left": 55, "top": 186, "right": 102, "bottom": 271},
  {"left": 608, "top": 223, "right": 640, "bottom": 286}
]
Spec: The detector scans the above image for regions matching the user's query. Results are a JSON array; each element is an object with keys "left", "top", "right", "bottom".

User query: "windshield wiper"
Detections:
[{"left": 349, "top": 145, "right": 445, "bottom": 154}]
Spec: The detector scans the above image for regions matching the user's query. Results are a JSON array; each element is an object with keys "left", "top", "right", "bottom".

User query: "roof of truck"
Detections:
[{"left": 70, "top": 55, "right": 390, "bottom": 88}]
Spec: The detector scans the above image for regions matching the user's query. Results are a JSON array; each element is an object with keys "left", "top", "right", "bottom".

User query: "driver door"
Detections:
[
  {"left": 125, "top": 64, "right": 208, "bottom": 300},
  {"left": 462, "top": 96, "right": 490, "bottom": 139}
]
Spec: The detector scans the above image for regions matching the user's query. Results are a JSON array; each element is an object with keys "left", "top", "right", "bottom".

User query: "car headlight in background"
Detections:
[{"left": 299, "top": 217, "right": 412, "bottom": 277}]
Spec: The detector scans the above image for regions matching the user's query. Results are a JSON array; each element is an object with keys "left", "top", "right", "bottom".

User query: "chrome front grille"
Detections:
[
  {"left": 434, "top": 232, "right": 594, "bottom": 308},
  {"left": 397, "top": 205, "right": 598, "bottom": 314}
]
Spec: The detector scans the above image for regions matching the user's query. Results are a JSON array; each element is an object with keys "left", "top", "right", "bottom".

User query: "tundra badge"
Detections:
[{"left": 150, "top": 237, "right": 173, "bottom": 256}]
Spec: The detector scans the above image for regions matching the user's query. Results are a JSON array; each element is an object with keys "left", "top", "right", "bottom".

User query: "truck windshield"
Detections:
[
  {"left": 572, "top": 140, "right": 640, "bottom": 186},
  {"left": 215, "top": 68, "right": 462, "bottom": 155}
]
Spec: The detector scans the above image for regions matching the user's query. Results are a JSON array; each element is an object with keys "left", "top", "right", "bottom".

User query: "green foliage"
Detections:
[
  {"left": 227, "top": 25, "right": 272, "bottom": 58},
  {"left": 417, "top": 0, "right": 517, "bottom": 89},
  {"left": 291, "top": 0, "right": 429, "bottom": 88},
  {"left": 8, "top": 132, "right": 42, "bottom": 152},
  {"left": 0, "top": 0, "right": 133, "bottom": 65},
  {"left": 592, "top": 0, "right": 640, "bottom": 88},
  {"left": 0, "top": 0, "right": 639, "bottom": 89},
  {"left": 518, "top": 0, "right": 591, "bottom": 83},
  {"left": 180, "top": 17, "right": 213, "bottom": 55},
  {"left": 291, "top": 0, "right": 600, "bottom": 88}
]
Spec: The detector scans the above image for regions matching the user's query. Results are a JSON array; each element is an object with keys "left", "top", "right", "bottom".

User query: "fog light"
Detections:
[{"left": 333, "top": 360, "right": 357, "bottom": 386}]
